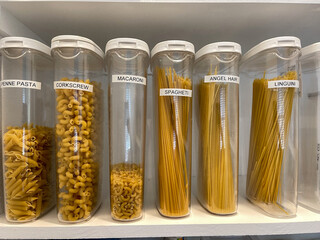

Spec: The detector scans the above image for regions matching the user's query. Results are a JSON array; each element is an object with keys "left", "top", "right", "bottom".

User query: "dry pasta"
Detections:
[
  {"left": 246, "top": 71, "right": 297, "bottom": 214},
  {"left": 157, "top": 67, "right": 192, "bottom": 217},
  {"left": 3, "top": 124, "right": 53, "bottom": 222},
  {"left": 198, "top": 68, "right": 236, "bottom": 214},
  {"left": 110, "top": 163, "right": 143, "bottom": 220},
  {"left": 56, "top": 77, "right": 102, "bottom": 222}
]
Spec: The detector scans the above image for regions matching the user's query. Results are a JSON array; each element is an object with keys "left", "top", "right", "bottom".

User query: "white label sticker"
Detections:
[
  {"left": 268, "top": 80, "right": 299, "bottom": 89},
  {"left": 204, "top": 75, "right": 240, "bottom": 84},
  {"left": 160, "top": 88, "right": 192, "bottom": 97},
  {"left": 112, "top": 75, "right": 146, "bottom": 85},
  {"left": 54, "top": 81, "right": 93, "bottom": 92},
  {"left": 0, "top": 80, "right": 41, "bottom": 90}
]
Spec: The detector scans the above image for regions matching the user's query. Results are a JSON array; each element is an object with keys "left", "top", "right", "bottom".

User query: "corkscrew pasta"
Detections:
[
  {"left": 198, "top": 67, "right": 236, "bottom": 214},
  {"left": 55, "top": 77, "right": 102, "bottom": 222},
  {"left": 3, "top": 124, "right": 53, "bottom": 222},
  {"left": 157, "top": 67, "right": 192, "bottom": 217},
  {"left": 110, "top": 163, "right": 143, "bottom": 220},
  {"left": 246, "top": 71, "right": 297, "bottom": 214}
]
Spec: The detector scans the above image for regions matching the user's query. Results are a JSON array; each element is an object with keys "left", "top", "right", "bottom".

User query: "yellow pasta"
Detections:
[
  {"left": 55, "top": 77, "right": 102, "bottom": 222},
  {"left": 246, "top": 71, "right": 297, "bottom": 214},
  {"left": 157, "top": 67, "right": 191, "bottom": 217},
  {"left": 110, "top": 163, "right": 143, "bottom": 220},
  {"left": 3, "top": 124, "right": 53, "bottom": 222},
  {"left": 198, "top": 67, "right": 236, "bottom": 214}
]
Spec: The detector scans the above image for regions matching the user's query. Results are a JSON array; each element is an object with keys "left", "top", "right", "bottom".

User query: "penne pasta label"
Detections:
[
  {"left": 0, "top": 80, "right": 41, "bottom": 90},
  {"left": 160, "top": 88, "right": 192, "bottom": 97},
  {"left": 204, "top": 75, "right": 240, "bottom": 84},
  {"left": 54, "top": 81, "right": 93, "bottom": 92},
  {"left": 268, "top": 80, "right": 299, "bottom": 89},
  {"left": 112, "top": 75, "right": 146, "bottom": 85}
]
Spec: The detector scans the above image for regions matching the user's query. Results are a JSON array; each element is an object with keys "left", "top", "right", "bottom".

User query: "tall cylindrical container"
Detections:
[
  {"left": 241, "top": 36, "right": 301, "bottom": 217},
  {"left": 194, "top": 42, "right": 241, "bottom": 215},
  {"left": 51, "top": 35, "right": 104, "bottom": 223},
  {"left": 299, "top": 42, "right": 320, "bottom": 213},
  {"left": 0, "top": 37, "right": 55, "bottom": 222},
  {"left": 105, "top": 38, "right": 149, "bottom": 221},
  {"left": 151, "top": 40, "right": 194, "bottom": 217}
]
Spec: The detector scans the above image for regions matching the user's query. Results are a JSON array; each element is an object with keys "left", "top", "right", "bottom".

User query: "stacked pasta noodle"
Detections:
[
  {"left": 246, "top": 71, "right": 297, "bottom": 214},
  {"left": 110, "top": 163, "right": 143, "bottom": 220},
  {"left": 198, "top": 67, "right": 236, "bottom": 214},
  {"left": 157, "top": 67, "right": 192, "bottom": 217},
  {"left": 3, "top": 124, "right": 53, "bottom": 222},
  {"left": 56, "top": 77, "right": 102, "bottom": 222}
]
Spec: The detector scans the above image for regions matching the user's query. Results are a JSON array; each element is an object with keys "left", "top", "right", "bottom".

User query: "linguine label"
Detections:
[
  {"left": 112, "top": 74, "right": 146, "bottom": 85},
  {"left": 1, "top": 79, "right": 41, "bottom": 90},
  {"left": 54, "top": 81, "right": 93, "bottom": 92},
  {"left": 268, "top": 80, "right": 299, "bottom": 89},
  {"left": 204, "top": 75, "right": 239, "bottom": 84},
  {"left": 160, "top": 88, "right": 192, "bottom": 97}
]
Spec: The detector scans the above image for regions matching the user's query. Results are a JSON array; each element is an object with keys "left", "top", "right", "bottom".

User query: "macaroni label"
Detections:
[
  {"left": 54, "top": 81, "right": 93, "bottom": 92},
  {"left": 160, "top": 88, "right": 192, "bottom": 97},
  {"left": 112, "top": 75, "right": 146, "bottom": 85},
  {"left": 204, "top": 75, "right": 239, "bottom": 84},
  {"left": 268, "top": 80, "right": 299, "bottom": 89},
  {"left": 0, "top": 80, "right": 41, "bottom": 90}
]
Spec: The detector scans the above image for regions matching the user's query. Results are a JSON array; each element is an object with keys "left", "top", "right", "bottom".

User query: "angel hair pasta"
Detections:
[
  {"left": 110, "top": 163, "right": 143, "bottom": 220},
  {"left": 246, "top": 71, "right": 297, "bottom": 214},
  {"left": 157, "top": 67, "right": 192, "bottom": 217},
  {"left": 55, "top": 77, "right": 103, "bottom": 222},
  {"left": 197, "top": 68, "right": 236, "bottom": 215},
  {"left": 3, "top": 124, "right": 53, "bottom": 222}
]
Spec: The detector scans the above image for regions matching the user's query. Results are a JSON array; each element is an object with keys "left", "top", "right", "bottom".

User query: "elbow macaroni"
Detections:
[
  {"left": 110, "top": 163, "right": 143, "bottom": 220},
  {"left": 3, "top": 124, "right": 54, "bottom": 222},
  {"left": 55, "top": 77, "right": 102, "bottom": 222}
]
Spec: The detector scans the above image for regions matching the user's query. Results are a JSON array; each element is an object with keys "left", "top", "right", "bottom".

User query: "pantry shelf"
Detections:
[{"left": 0, "top": 178, "right": 320, "bottom": 239}]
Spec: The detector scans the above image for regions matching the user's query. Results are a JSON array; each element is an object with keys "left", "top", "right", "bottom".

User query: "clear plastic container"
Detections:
[
  {"left": 241, "top": 36, "right": 301, "bottom": 217},
  {"left": 105, "top": 38, "right": 149, "bottom": 221},
  {"left": 0, "top": 37, "right": 55, "bottom": 222},
  {"left": 299, "top": 42, "right": 320, "bottom": 213},
  {"left": 51, "top": 35, "right": 104, "bottom": 223},
  {"left": 194, "top": 42, "right": 241, "bottom": 215},
  {"left": 151, "top": 40, "right": 194, "bottom": 217}
]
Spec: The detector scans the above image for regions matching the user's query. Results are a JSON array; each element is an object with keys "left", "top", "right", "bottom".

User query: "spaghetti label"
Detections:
[
  {"left": 160, "top": 88, "right": 192, "bottom": 97},
  {"left": 268, "top": 80, "right": 299, "bottom": 89},
  {"left": 204, "top": 75, "right": 239, "bottom": 84},
  {"left": 112, "top": 74, "right": 146, "bottom": 85},
  {"left": 1, "top": 80, "right": 41, "bottom": 90},
  {"left": 54, "top": 81, "right": 93, "bottom": 92}
]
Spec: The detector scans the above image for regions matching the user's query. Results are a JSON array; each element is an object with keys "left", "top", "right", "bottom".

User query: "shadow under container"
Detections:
[
  {"left": 299, "top": 42, "right": 320, "bottom": 213},
  {"left": 241, "top": 36, "right": 301, "bottom": 217},
  {"left": 194, "top": 42, "right": 241, "bottom": 215},
  {"left": 0, "top": 37, "right": 55, "bottom": 222},
  {"left": 151, "top": 40, "right": 194, "bottom": 218},
  {"left": 105, "top": 38, "right": 149, "bottom": 221},
  {"left": 51, "top": 35, "right": 104, "bottom": 223}
]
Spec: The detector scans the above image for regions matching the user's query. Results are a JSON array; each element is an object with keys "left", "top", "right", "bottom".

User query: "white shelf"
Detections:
[{"left": 0, "top": 178, "right": 320, "bottom": 239}]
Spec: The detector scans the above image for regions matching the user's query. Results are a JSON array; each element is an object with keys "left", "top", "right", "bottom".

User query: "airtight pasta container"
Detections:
[
  {"left": 299, "top": 42, "right": 320, "bottom": 213},
  {"left": 240, "top": 36, "right": 301, "bottom": 217},
  {"left": 0, "top": 37, "right": 55, "bottom": 222},
  {"left": 51, "top": 35, "right": 104, "bottom": 223},
  {"left": 194, "top": 42, "right": 241, "bottom": 215},
  {"left": 105, "top": 38, "right": 149, "bottom": 221},
  {"left": 151, "top": 40, "right": 194, "bottom": 218}
]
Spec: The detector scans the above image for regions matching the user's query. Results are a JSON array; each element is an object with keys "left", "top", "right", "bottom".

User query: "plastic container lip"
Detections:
[
  {"left": 0, "top": 36, "right": 51, "bottom": 56},
  {"left": 51, "top": 35, "right": 104, "bottom": 59},
  {"left": 195, "top": 42, "right": 242, "bottom": 61},
  {"left": 241, "top": 36, "right": 301, "bottom": 64},
  {"left": 151, "top": 40, "right": 195, "bottom": 58},
  {"left": 301, "top": 42, "right": 320, "bottom": 58},
  {"left": 105, "top": 38, "right": 150, "bottom": 56}
]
